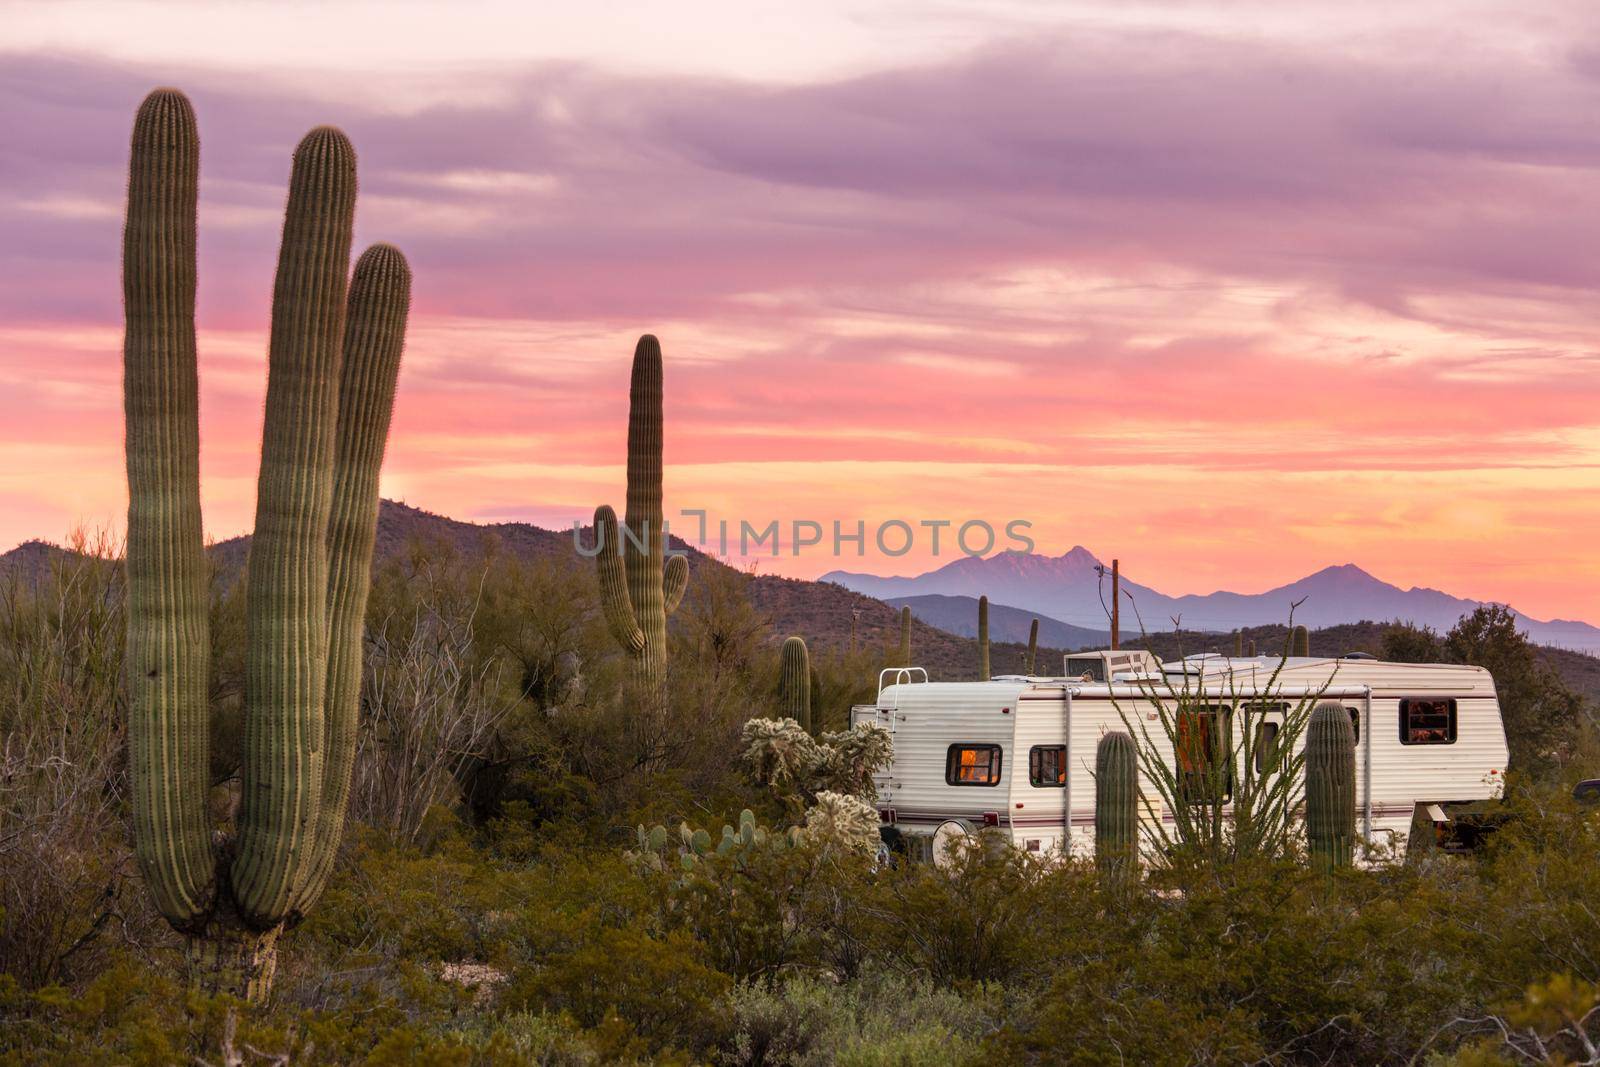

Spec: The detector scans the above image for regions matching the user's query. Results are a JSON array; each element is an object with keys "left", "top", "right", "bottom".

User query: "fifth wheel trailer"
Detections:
[{"left": 851, "top": 651, "right": 1510, "bottom": 862}]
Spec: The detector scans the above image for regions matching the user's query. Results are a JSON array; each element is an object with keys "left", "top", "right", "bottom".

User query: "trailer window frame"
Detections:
[
  {"left": 1178, "top": 706, "right": 1234, "bottom": 805},
  {"left": 1028, "top": 745, "right": 1067, "bottom": 788},
  {"left": 946, "top": 744, "right": 1004, "bottom": 787},
  {"left": 1399, "top": 698, "right": 1457, "bottom": 745}
]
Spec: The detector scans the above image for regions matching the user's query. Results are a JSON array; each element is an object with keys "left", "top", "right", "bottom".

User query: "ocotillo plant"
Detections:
[
  {"left": 123, "top": 89, "right": 409, "bottom": 1000},
  {"left": 1025, "top": 618, "right": 1039, "bottom": 674},
  {"left": 1291, "top": 624, "right": 1311, "bottom": 657},
  {"left": 1305, "top": 701, "right": 1357, "bottom": 870},
  {"left": 1095, "top": 731, "right": 1139, "bottom": 884},
  {"left": 897, "top": 606, "right": 912, "bottom": 666},
  {"left": 978, "top": 595, "right": 990, "bottom": 680},
  {"left": 779, "top": 635, "right": 812, "bottom": 733},
  {"left": 594, "top": 335, "right": 689, "bottom": 698}
]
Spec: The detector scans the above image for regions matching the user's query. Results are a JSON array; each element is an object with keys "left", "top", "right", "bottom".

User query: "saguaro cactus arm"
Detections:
[
  {"left": 124, "top": 87, "right": 215, "bottom": 929},
  {"left": 663, "top": 554, "right": 688, "bottom": 615},
  {"left": 295, "top": 243, "right": 411, "bottom": 915},
  {"left": 231, "top": 126, "right": 358, "bottom": 929},
  {"left": 595, "top": 504, "right": 647, "bottom": 654}
]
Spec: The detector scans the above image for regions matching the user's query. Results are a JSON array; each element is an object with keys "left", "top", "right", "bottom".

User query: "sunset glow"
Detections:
[{"left": 4, "top": 1, "right": 1600, "bottom": 621}]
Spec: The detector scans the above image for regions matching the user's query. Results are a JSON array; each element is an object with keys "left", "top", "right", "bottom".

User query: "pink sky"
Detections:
[{"left": 3, "top": 1, "right": 1600, "bottom": 621}]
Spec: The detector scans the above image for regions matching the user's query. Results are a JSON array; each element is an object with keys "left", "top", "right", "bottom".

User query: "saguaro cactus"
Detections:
[
  {"left": 1305, "top": 701, "right": 1357, "bottom": 871},
  {"left": 897, "top": 606, "right": 912, "bottom": 666},
  {"left": 1291, "top": 625, "right": 1311, "bottom": 658},
  {"left": 123, "top": 88, "right": 409, "bottom": 1000},
  {"left": 779, "top": 636, "right": 812, "bottom": 733},
  {"left": 1232, "top": 630, "right": 1243, "bottom": 657},
  {"left": 977, "top": 595, "right": 990, "bottom": 681},
  {"left": 1095, "top": 731, "right": 1139, "bottom": 884},
  {"left": 1025, "top": 618, "right": 1039, "bottom": 674},
  {"left": 594, "top": 335, "right": 689, "bottom": 697}
]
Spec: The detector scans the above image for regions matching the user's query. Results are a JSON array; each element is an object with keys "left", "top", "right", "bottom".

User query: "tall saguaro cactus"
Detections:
[
  {"left": 1305, "top": 701, "right": 1357, "bottom": 871},
  {"left": 779, "top": 636, "right": 812, "bottom": 733},
  {"left": 123, "top": 89, "right": 409, "bottom": 1000},
  {"left": 1291, "top": 624, "right": 1311, "bottom": 658},
  {"left": 897, "top": 606, "right": 912, "bottom": 666},
  {"left": 1025, "top": 618, "right": 1039, "bottom": 674},
  {"left": 977, "top": 595, "right": 990, "bottom": 681},
  {"left": 594, "top": 335, "right": 689, "bottom": 698},
  {"left": 1095, "top": 731, "right": 1139, "bottom": 885}
]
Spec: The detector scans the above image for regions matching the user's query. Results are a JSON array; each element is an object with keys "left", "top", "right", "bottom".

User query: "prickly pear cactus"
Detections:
[{"left": 1305, "top": 701, "right": 1356, "bottom": 870}]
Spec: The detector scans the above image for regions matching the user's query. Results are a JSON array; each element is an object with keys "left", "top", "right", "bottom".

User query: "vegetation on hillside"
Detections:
[{"left": 3, "top": 541, "right": 1599, "bottom": 1064}]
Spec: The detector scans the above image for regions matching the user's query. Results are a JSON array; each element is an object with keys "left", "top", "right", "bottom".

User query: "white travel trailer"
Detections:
[{"left": 852, "top": 650, "right": 1511, "bottom": 863}]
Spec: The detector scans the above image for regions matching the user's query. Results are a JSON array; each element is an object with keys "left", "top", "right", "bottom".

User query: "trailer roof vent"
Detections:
[{"left": 1343, "top": 652, "right": 1377, "bottom": 660}]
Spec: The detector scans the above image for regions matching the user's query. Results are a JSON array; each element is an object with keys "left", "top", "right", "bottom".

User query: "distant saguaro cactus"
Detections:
[
  {"left": 1095, "top": 731, "right": 1139, "bottom": 884},
  {"left": 594, "top": 335, "right": 689, "bottom": 698},
  {"left": 1233, "top": 630, "right": 1243, "bottom": 657},
  {"left": 1291, "top": 624, "right": 1310, "bottom": 657},
  {"left": 978, "top": 595, "right": 990, "bottom": 681},
  {"left": 1025, "top": 618, "right": 1039, "bottom": 674},
  {"left": 1305, "top": 701, "right": 1357, "bottom": 871},
  {"left": 898, "top": 606, "right": 912, "bottom": 666},
  {"left": 123, "top": 89, "right": 409, "bottom": 1000},
  {"left": 779, "top": 636, "right": 812, "bottom": 734}
]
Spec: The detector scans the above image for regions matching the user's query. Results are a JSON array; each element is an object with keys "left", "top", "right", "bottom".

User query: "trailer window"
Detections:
[
  {"left": 1347, "top": 707, "right": 1360, "bottom": 744},
  {"left": 1253, "top": 721, "right": 1281, "bottom": 774},
  {"left": 1065, "top": 657, "right": 1105, "bottom": 681},
  {"left": 1029, "top": 746, "right": 1067, "bottom": 787},
  {"left": 946, "top": 744, "right": 1003, "bottom": 786},
  {"left": 1400, "top": 698, "right": 1456, "bottom": 745},
  {"left": 1177, "top": 708, "right": 1233, "bottom": 803}
]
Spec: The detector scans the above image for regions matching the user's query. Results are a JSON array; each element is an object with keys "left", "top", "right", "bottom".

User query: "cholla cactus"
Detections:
[
  {"left": 804, "top": 792, "right": 881, "bottom": 857},
  {"left": 740, "top": 718, "right": 892, "bottom": 807},
  {"left": 740, "top": 717, "right": 824, "bottom": 792},
  {"left": 815, "top": 723, "right": 893, "bottom": 801}
]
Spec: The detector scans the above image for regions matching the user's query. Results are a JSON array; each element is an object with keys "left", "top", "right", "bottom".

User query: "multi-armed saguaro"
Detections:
[
  {"left": 594, "top": 336, "right": 689, "bottom": 697},
  {"left": 779, "top": 636, "right": 812, "bottom": 733},
  {"left": 124, "top": 88, "right": 409, "bottom": 1000},
  {"left": 1305, "top": 701, "right": 1357, "bottom": 870}
]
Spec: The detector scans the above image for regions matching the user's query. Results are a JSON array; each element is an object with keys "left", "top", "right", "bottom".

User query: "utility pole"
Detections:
[{"left": 1110, "top": 558, "right": 1120, "bottom": 651}]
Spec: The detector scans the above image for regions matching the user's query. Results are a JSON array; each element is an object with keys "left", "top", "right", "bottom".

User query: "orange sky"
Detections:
[{"left": 4, "top": 1, "right": 1600, "bottom": 622}]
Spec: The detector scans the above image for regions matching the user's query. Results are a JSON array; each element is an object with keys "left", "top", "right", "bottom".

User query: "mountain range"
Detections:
[{"left": 823, "top": 549, "right": 1600, "bottom": 654}]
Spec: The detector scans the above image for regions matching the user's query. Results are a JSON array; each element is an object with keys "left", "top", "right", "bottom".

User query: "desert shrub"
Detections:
[
  {"left": 0, "top": 544, "right": 165, "bottom": 989},
  {"left": 502, "top": 925, "right": 730, "bottom": 1056},
  {"left": 720, "top": 967, "right": 993, "bottom": 1067}
]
